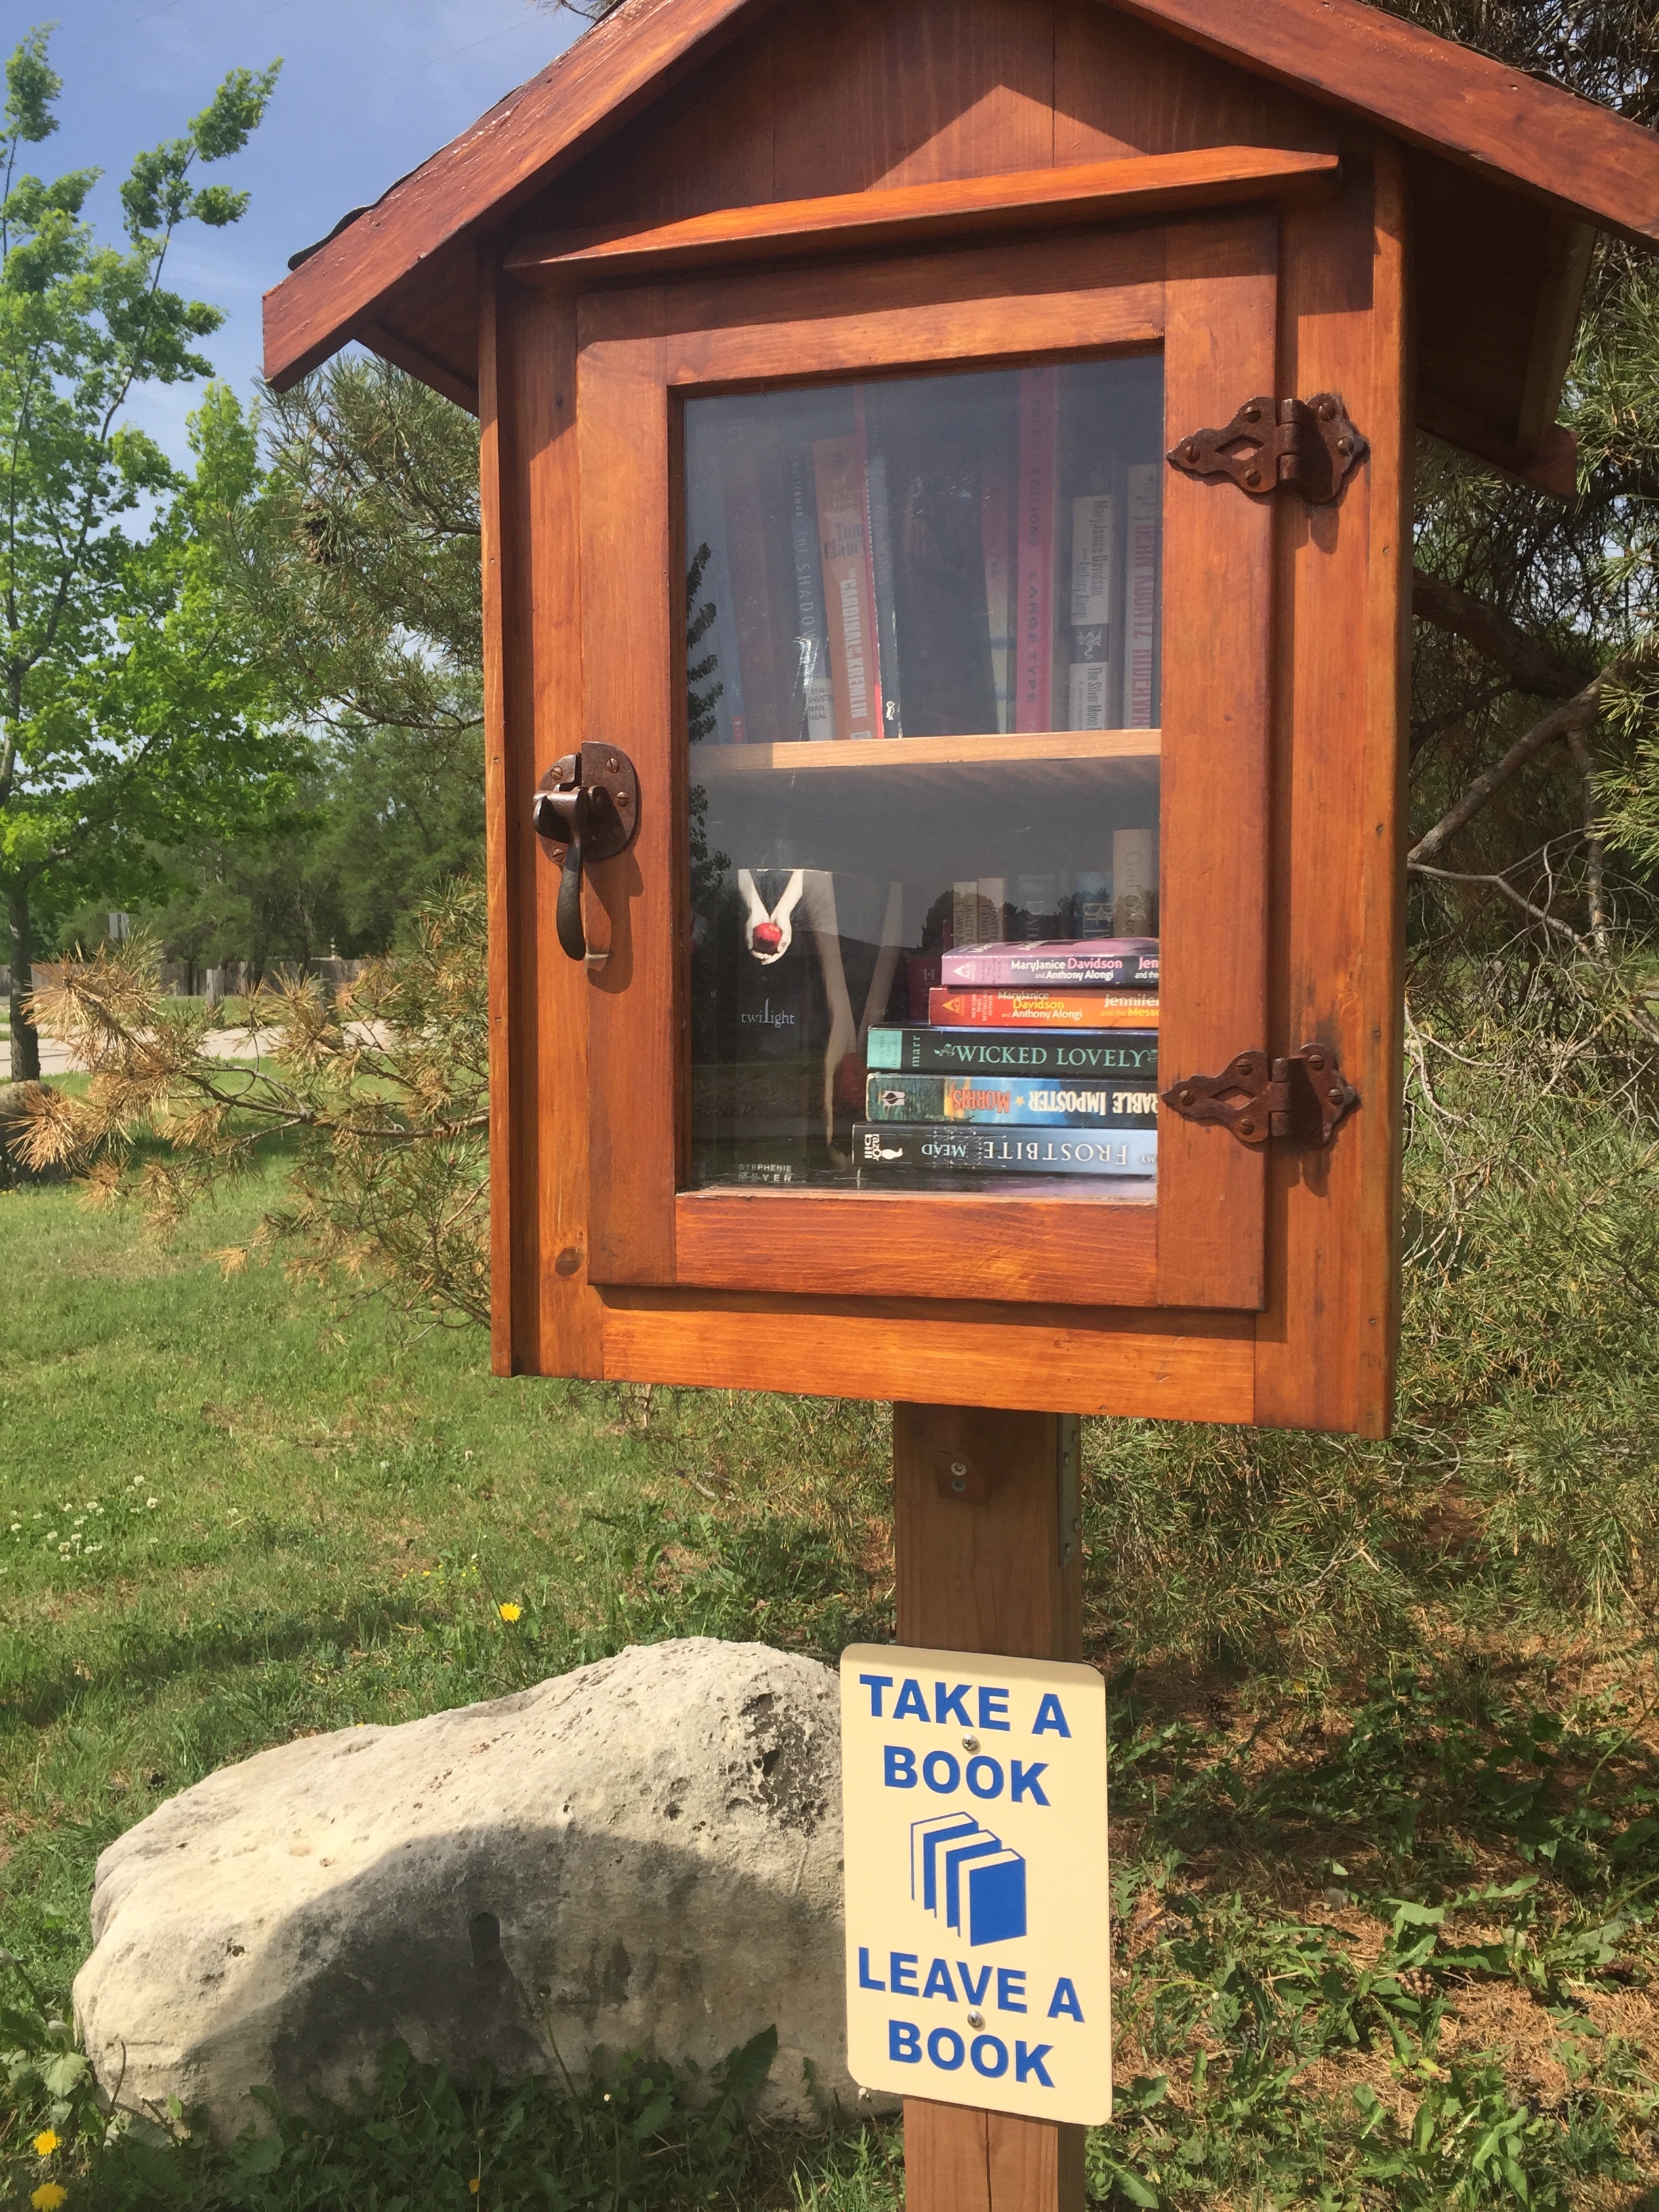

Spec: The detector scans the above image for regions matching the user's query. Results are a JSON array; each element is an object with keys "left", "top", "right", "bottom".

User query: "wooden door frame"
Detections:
[{"left": 571, "top": 215, "right": 1275, "bottom": 1313}]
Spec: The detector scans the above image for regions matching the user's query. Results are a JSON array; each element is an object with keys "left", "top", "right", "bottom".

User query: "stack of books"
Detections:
[{"left": 855, "top": 937, "right": 1160, "bottom": 1183}]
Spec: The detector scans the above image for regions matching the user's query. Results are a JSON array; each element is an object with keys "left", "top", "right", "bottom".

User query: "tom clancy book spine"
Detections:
[
  {"left": 939, "top": 937, "right": 1158, "bottom": 989},
  {"left": 867, "top": 1027, "right": 1158, "bottom": 1078},
  {"left": 926, "top": 987, "right": 1160, "bottom": 1030},
  {"left": 855, "top": 1125, "right": 1158, "bottom": 1177},
  {"left": 866, "top": 1073, "right": 1157, "bottom": 1126}
]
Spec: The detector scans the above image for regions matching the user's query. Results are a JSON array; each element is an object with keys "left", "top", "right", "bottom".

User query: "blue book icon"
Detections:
[
  {"left": 910, "top": 1812, "right": 1027, "bottom": 1946},
  {"left": 964, "top": 1847, "right": 1027, "bottom": 1945}
]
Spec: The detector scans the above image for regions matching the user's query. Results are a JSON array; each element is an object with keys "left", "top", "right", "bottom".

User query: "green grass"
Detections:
[{"left": 3, "top": 1168, "right": 1659, "bottom": 2207}]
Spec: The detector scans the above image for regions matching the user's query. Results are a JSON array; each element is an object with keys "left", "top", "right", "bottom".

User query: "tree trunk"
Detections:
[{"left": 7, "top": 887, "right": 41, "bottom": 1084}]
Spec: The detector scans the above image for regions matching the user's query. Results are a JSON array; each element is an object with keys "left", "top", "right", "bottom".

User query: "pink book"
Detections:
[
  {"left": 939, "top": 937, "right": 1159, "bottom": 989},
  {"left": 1014, "top": 367, "right": 1057, "bottom": 732}
]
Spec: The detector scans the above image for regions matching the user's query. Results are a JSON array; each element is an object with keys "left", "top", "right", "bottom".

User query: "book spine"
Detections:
[
  {"left": 939, "top": 947, "right": 1159, "bottom": 989},
  {"left": 951, "top": 880, "right": 981, "bottom": 949},
  {"left": 813, "top": 431, "right": 882, "bottom": 741},
  {"left": 787, "top": 447, "right": 836, "bottom": 740},
  {"left": 856, "top": 1124, "right": 1159, "bottom": 1177},
  {"left": 867, "top": 1073, "right": 1158, "bottom": 1126},
  {"left": 1124, "top": 461, "right": 1160, "bottom": 729},
  {"left": 867, "top": 1027, "right": 1159, "bottom": 1076},
  {"left": 720, "top": 432, "right": 785, "bottom": 743},
  {"left": 861, "top": 391, "right": 903, "bottom": 738},
  {"left": 1112, "top": 827, "right": 1158, "bottom": 937},
  {"left": 928, "top": 988, "right": 1160, "bottom": 1030},
  {"left": 1014, "top": 367, "right": 1057, "bottom": 733},
  {"left": 981, "top": 457, "right": 1013, "bottom": 733}
]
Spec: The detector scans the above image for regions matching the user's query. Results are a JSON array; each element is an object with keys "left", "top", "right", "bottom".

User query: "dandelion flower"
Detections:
[
  {"left": 32, "top": 2131, "right": 61, "bottom": 2156},
  {"left": 468, "top": 2179, "right": 481, "bottom": 2196},
  {"left": 32, "top": 2185, "right": 68, "bottom": 2211},
  {"left": 497, "top": 1603, "right": 523, "bottom": 1624}
]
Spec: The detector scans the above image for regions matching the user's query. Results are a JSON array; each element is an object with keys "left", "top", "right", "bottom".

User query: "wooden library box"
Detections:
[{"left": 265, "top": 0, "right": 1659, "bottom": 1441}]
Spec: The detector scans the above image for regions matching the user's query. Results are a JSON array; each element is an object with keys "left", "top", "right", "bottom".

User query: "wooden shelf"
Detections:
[{"left": 693, "top": 729, "right": 1162, "bottom": 778}]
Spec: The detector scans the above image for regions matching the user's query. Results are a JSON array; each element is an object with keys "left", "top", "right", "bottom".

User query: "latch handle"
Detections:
[{"left": 531, "top": 742, "right": 640, "bottom": 962}]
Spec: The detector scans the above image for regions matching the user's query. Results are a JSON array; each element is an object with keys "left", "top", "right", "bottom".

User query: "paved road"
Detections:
[{"left": 1, "top": 1027, "right": 270, "bottom": 1081}]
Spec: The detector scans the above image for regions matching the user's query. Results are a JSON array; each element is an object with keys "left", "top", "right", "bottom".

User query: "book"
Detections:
[
  {"left": 1011, "top": 874, "right": 1064, "bottom": 940},
  {"left": 981, "top": 457, "right": 1013, "bottom": 733},
  {"left": 1071, "top": 870, "right": 1113, "bottom": 939},
  {"left": 813, "top": 428, "right": 884, "bottom": 742},
  {"left": 905, "top": 950, "right": 943, "bottom": 1021},
  {"left": 1124, "top": 460, "right": 1160, "bottom": 729},
  {"left": 951, "top": 879, "right": 1008, "bottom": 946},
  {"left": 855, "top": 1124, "right": 1158, "bottom": 1178},
  {"left": 1069, "top": 492, "right": 1113, "bottom": 626},
  {"left": 1014, "top": 367, "right": 1057, "bottom": 732},
  {"left": 1112, "top": 827, "right": 1158, "bottom": 936},
  {"left": 1068, "top": 622, "right": 1110, "bottom": 732},
  {"left": 861, "top": 392, "right": 903, "bottom": 737},
  {"left": 787, "top": 448, "right": 836, "bottom": 740},
  {"left": 929, "top": 988, "right": 1160, "bottom": 1030},
  {"left": 868, "top": 1027, "right": 1158, "bottom": 1076},
  {"left": 939, "top": 938, "right": 1159, "bottom": 989},
  {"left": 866, "top": 1073, "right": 1158, "bottom": 1126}
]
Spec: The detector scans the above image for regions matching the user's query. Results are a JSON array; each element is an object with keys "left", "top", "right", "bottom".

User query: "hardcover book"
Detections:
[
  {"left": 787, "top": 448, "right": 836, "bottom": 741},
  {"left": 855, "top": 1124, "right": 1158, "bottom": 1178},
  {"left": 865, "top": 1073, "right": 1158, "bottom": 1126},
  {"left": 1124, "top": 459, "right": 1160, "bottom": 729},
  {"left": 813, "top": 429, "right": 884, "bottom": 741},
  {"left": 1112, "top": 827, "right": 1158, "bottom": 937},
  {"left": 861, "top": 393, "right": 904, "bottom": 738},
  {"left": 1014, "top": 367, "right": 1057, "bottom": 732},
  {"left": 939, "top": 938, "right": 1159, "bottom": 989},
  {"left": 928, "top": 988, "right": 1160, "bottom": 1030},
  {"left": 720, "top": 429, "right": 785, "bottom": 743},
  {"left": 867, "top": 1027, "right": 1158, "bottom": 1076},
  {"left": 981, "top": 457, "right": 1013, "bottom": 733}
]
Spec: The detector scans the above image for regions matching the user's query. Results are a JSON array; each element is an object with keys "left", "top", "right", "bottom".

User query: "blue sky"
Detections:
[{"left": 24, "top": 0, "right": 585, "bottom": 462}]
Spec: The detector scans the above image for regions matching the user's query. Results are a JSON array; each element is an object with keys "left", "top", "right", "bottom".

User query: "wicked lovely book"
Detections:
[
  {"left": 855, "top": 1125, "right": 1158, "bottom": 1178},
  {"left": 867, "top": 1026, "right": 1158, "bottom": 1076}
]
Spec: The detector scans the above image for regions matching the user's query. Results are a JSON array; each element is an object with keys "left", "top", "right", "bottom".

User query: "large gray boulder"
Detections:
[{"left": 74, "top": 1639, "right": 866, "bottom": 2135}]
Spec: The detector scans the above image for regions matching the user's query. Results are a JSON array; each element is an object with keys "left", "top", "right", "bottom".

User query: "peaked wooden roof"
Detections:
[{"left": 263, "top": 0, "right": 1659, "bottom": 487}]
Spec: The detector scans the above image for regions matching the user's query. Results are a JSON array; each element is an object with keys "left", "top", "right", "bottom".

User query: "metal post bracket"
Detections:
[{"left": 1168, "top": 392, "right": 1367, "bottom": 503}]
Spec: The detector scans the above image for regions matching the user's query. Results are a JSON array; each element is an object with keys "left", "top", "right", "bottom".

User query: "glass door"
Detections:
[
  {"left": 684, "top": 358, "right": 1163, "bottom": 1198},
  {"left": 575, "top": 218, "right": 1275, "bottom": 1309}
]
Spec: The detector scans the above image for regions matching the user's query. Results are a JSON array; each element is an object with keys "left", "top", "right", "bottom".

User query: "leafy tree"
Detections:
[{"left": 0, "top": 26, "right": 286, "bottom": 1080}]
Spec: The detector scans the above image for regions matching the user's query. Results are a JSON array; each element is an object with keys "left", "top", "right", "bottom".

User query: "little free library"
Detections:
[{"left": 265, "top": 1, "right": 1659, "bottom": 2205}]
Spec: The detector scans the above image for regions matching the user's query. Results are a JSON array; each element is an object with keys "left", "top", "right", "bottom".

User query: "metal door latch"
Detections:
[
  {"left": 1167, "top": 393, "right": 1367, "bottom": 502},
  {"left": 1161, "top": 1042, "right": 1359, "bottom": 1148},
  {"left": 531, "top": 742, "right": 640, "bottom": 962}
]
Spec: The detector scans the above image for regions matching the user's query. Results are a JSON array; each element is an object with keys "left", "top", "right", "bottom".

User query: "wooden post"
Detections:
[{"left": 893, "top": 1403, "right": 1087, "bottom": 2212}]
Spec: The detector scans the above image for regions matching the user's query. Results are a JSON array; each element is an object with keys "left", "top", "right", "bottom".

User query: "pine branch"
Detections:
[{"left": 1411, "top": 567, "right": 1593, "bottom": 700}]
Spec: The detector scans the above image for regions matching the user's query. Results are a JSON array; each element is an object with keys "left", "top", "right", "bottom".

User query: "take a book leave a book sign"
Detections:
[{"left": 840, "top": 1645, "right": 1111, "bottom": 2124}]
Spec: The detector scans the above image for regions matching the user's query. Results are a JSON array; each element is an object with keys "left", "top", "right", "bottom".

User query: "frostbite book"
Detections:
[
  {"left": 939, "top": 938, "right": 1159, "bottom": 989},
  {"left": 867, "top": 1027, "right": 1157, "bottom": 1076},
  {"left": 855, "top": 1125, "right": 1158, "bottom": 1177},
  {"left": 866, "top": 1073, "right": 1157, "bottom": 1126}
]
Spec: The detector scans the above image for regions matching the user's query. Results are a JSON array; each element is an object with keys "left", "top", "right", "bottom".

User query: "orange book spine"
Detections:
[{"left": 928, "top": 988, "right": 1160, "bottom": 1031}]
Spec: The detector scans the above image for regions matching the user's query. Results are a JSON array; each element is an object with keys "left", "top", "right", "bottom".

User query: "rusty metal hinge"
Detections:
[
  {"left": 1167, "top": 393, "right": 1367, "bottom": 503},
  {"left": 1160, "top": 1042, "right": 1359, "bottom": 1149}
]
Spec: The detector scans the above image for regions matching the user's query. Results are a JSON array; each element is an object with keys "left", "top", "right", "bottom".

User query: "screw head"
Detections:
[
  {"left": 950, "top": 1476, "right": 966, "bottom": 1494},
  {"left": 962, "top": 1736, "right": 980, "bottom": 1754},
  {"left": 1307, "top": 1054, "right": 1326, "bottom": 1070},
  {"left": 607, "top": 753, "right": 620, "bottom": 771},
  {"left": 1242, "top": 405, "right": 1261, "bottom": 424},
  {"left": 1179, "top": 1088, "right": 1194, "bottom": 1106},
  {"left": 1244, "top": 466, "right": 1263, "bottom": 487},
  {"left": 1328, "top": 1086, "right": 1344, "bottom": 1103},
  {"left": 967, "top": 2011, "right": 985, "bottom": 2030},
  {"left": 1319, "top": 400, "right": 1336, "bottom": 420},
  {"left": 1184, "top": 441, "right": 1200, "bottom": 463},
  {"left": 1240, "top": 1118, "right": 1256, "bottom": 1135}
]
